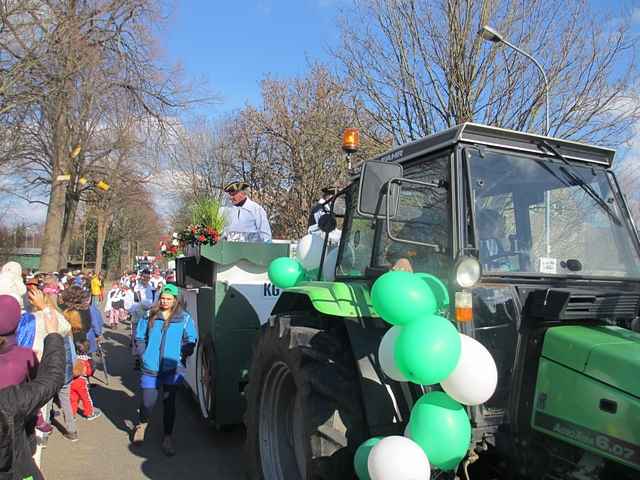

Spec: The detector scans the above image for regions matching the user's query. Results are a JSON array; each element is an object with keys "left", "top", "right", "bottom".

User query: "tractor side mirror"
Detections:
[{"left": 357, "top": 160, "right": 403, "bottom": 217}]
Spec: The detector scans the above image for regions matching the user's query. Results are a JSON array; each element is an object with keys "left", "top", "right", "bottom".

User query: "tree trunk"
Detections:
[
  {"left": 94, "top": 210, "right": 111, "bottom": 275},
  {"left": 120, "top": 238, "right": 131, "bottom": 273},
  {"left": 40, "top": 163, "right": 67, "bottom": 272},
  {"left": 58, "top": 193, "right": 79, "bottom": 270},
  {"left": 40, "top": 74, "right": 71, "bottom": 272}
]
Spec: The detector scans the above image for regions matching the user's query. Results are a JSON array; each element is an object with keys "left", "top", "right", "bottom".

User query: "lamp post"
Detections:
[
  {"left": 478, "top": 25, "right": 550, "bottom": 136},
  {"left": 479, "top": 25, "right": 553, "bottom": 255}
]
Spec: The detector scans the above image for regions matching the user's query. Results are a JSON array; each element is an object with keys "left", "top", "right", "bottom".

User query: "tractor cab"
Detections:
[{"left": 324, "top": 123, "right": 640, "bottom": 478}]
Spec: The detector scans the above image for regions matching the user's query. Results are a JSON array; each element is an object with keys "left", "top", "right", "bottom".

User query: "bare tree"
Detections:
[
  {"left": 0, "top": 0, "right": 195, "bottom": 272},
  {"left": 70, "top": 179, "right": 163, "bottom": 275},
  {"left": 166, "top": 116, "right": 236, "bottom": 217},
  {"left": 235, "top": 65, "right": 386, "bottom": 238},
  {"left": 334, "top": 0, "right": 640, "bottom": 145}
]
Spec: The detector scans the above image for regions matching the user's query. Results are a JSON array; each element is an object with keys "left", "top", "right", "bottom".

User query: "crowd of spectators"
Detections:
[{"left": 0, "top": 262, "right": 173, "bottom": 478}]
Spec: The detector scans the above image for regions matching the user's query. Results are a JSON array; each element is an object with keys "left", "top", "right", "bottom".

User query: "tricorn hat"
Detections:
[{"left": 223, "top": 181, "right": 249, "bottom": 193}]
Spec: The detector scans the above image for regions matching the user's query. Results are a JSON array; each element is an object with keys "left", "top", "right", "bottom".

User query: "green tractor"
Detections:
[{"left": 243, "top": 123, "right": 640, "bottom": 479}]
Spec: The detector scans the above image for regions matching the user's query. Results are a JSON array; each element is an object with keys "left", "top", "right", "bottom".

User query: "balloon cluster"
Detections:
[
  {"left": 268, "top": 234, "right": 339, "bottom": 289},
  {"left": 355, "top": 271, "right": 498, "bottom": 480}
]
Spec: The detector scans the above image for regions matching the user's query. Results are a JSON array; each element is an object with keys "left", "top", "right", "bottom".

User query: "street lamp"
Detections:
[
  {"left": 479, "top": 25, "right": 553, "bottom": 256},
  {"left": 478, "top": 25, "right": 550, "bottom": 135}
]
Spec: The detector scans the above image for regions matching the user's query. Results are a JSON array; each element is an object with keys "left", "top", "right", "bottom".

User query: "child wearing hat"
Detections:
[{"left": 131, "top": 284, "right": 197, "bottom": 456}]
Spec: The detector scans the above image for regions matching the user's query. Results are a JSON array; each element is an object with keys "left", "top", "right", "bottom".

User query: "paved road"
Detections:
[{"left": 42, "top": 326, "right": 246, "bottom": 480}]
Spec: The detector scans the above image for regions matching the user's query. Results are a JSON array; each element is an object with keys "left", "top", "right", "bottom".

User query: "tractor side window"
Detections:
[
  {"left": 377, "top": 155, "right": 451, "bottom": 277},
  {"left": 336, "top": 188, "right": 376, "bottom": 277}
]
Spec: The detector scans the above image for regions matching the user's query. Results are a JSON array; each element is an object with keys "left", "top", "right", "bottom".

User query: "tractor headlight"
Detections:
[{"left": 455, "top": 256, "right": 481, "bottom": 288}]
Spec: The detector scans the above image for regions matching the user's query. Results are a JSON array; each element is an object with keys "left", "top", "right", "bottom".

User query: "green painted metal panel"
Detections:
[
  {"left": 285, "top": 280, "right": 379, "bottom": 318},
  {"left": 195, "top": 287, "right": 215, "bottom": 339},
  {"left": 199, "top": 241, "right": 289, "bottom": 267},
  {"left": 212, "top": 282, "right": 262, "bottom": 425},
  {"left": 542, "top": 326, "right": 640, "bottom": 398},
  {"left": 585, "top": 329, "right": 640, "bottom": 399},
  {"left": 532, "top": 357, "right": 640, "bottom": 470}
]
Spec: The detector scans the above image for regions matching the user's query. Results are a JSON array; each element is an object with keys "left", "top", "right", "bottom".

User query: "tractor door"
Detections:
[{"left": 336, "top": 151, "right": 454, "bottom": 279}]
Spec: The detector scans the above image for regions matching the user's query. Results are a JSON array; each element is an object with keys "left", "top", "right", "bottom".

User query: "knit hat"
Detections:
[
  {"left": 0, "top": 295, "right": 21, "bottom": 335},
  {"left": 161, "top": 284, "right": 180, "bottom": 297},
  {"left": 0, "top": 271, "right": 26, "bottom": 308},
  {"left": 1, "top": 261, "right": 22, "bottom": 278}
]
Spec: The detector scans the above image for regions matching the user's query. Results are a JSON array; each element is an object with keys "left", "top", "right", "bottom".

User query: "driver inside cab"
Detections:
[{"left": 478, "top": 208, "right": 515, "bottom": 272}]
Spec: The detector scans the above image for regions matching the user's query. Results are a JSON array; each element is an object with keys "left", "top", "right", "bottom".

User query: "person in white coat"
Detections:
[{"left": 222, "top": 181, "right": 272, "bottom": 243}]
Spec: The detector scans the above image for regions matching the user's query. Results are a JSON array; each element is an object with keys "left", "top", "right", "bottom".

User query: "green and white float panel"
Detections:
[{"left": 179, "top": 241, "right": 290, "bottom": 425}]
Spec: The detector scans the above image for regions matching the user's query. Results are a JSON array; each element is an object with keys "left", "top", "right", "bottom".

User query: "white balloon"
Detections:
[
  {"left": 368, "top": 436, "right": 431, "bottom": 480},
  {"left": 378, "top": 326, "right": 408, "bottom": 382},
  {"left": 440, "top": 334, "right": 498, "bottom": 406},
  {"left": 296, "top": 234, "right": 324, "bottom": 270},
  {"left": 321, "top": 247, "right": 338, "bottom": 281}
]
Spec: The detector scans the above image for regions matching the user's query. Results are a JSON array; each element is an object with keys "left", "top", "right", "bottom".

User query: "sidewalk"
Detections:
[{"left": 41, "top": 327, "right": 245, "bottom": 479}]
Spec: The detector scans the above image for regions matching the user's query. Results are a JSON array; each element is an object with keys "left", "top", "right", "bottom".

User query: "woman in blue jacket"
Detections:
[{"left": 131, "top": 284, "right": 197, "bottom": 456}]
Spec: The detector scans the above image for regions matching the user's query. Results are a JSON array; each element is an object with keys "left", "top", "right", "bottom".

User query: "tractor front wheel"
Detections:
[{"left": 244, "top": 312, "right": 367, "bottom": 480}]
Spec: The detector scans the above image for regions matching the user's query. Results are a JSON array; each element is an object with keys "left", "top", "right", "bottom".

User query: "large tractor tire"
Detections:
[{"left": 245, "top": 312, "right": 367, "bottom": 480}]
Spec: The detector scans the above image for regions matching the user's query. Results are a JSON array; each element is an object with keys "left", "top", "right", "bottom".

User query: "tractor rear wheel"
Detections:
[{"left": 244, "top": 312, "right": 367, "bottom": 480}]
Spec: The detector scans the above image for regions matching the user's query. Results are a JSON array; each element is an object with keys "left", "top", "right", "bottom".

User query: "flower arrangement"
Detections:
[
  {"left": 166, "top": 198, "right": 225, "bottom": 251},
  {"left": 176, "top": 224, "right": 220, "bottom": 246},
  {"left": 159, "top": 236, "right": 181, "bottom": 259}
]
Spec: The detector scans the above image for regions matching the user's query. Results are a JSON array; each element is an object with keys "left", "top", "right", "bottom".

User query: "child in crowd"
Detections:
[
  {"left": 113, "top": 284, "right": 129, "bottom": 327},
  {"left": 104, "top": 283, "right": 120, "bottom": 328},
  {"left": 69, "top": 353, "right": 101, "bottom": 420},
  {"left": 122, "top": 285, "right": 135, "bottom": 320}
]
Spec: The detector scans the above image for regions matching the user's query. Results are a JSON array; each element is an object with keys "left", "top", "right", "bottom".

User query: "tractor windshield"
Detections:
[{"left": 466, "top": 148, "right": 640, "bottom": 279}]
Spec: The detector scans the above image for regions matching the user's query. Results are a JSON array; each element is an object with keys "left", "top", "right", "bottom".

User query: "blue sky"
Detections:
[
  {"left": 162, "top": 0, "right": 345, "bottom": 113},
  {"left": 5, "top": 0, "right": 638, "bottom": 225},
  {"left": 161, "top": 0, "right": 636, "bottom": 116}
]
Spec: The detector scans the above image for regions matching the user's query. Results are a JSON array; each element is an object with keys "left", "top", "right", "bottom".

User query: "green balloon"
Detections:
[
  {"left": 409, "top": 391, "right": 471, "bottom": 471},
  {"left": 268, "top": 257, "right": 304, "bottom": 289},
  {"left": 414, "top": 273, "right": 450, "bottom": 310},
  {"left": 395, "top": 315, "right": 461, "bottom": 385},
  {"left": 371, "top": 271, "right": 437, "bottom": 325},
  {"left": 353, "top": 437, "right": 383, "bottom": 480}
]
